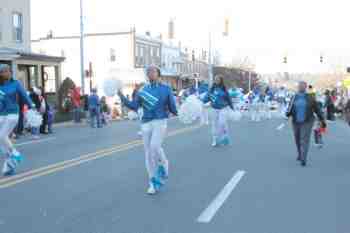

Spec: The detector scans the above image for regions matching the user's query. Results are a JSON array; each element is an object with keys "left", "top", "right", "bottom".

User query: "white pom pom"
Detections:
[
  {"left": 224, "top": 108, "right": 242, "bottom": 122},
  {"left": 179, "top": 95, "right": 203, "bottom": 124},
  {"left": 127, "top": 111, "right": 138, "bottom": 120},
  {"left": 25, "top": 110, "right": 43, "bottom": 127},
  {"left": 103, "top": 78, "right": 123, "bottom": 97}
]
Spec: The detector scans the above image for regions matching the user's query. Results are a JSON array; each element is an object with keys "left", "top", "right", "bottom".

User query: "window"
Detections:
[
  {"left": 153, "top": 47, "right": 158, "bottom": 57},
  {"left": 140, "top": 47, "right": 144, "bottom": 56},
  {"left": 13, "top": 12, "right": 23, "bottom": 42},
  {"left": 61, "top": 50, "right": 66, "bottom": 57},
  {"left": 136, "top": 46, "right": 140, "bottom": 57},
  {"left": 110, "top": 48, "right": 116, "bottom": 62}
]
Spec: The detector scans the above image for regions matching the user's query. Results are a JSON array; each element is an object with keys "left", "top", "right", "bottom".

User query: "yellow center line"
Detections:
[
  {"left": 0, "top": 125, "right": 202, "bottom": 189},
  {"left": 0, "top": 140, "right": 141, "bottom": 185}
]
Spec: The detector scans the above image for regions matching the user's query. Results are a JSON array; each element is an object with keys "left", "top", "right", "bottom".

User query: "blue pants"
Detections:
[
  {"left": 89, "top": 108, "right": 101, "bottom": 128},
  {"left": 73, "top": 107, "right": 82, "bottom": 123}
]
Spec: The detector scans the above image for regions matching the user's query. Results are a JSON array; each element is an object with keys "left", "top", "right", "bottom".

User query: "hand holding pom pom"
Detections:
[
  {"left": 127, "top": 111, "right": 138, "bottom": 120},
  {"left": 25, "top": 109, "right": 43, "bottom": 127},
  {"left": 179, "top": 95, "right": 203, "bottom": 124},
  {"left": 103, "top": 77, "right": 123, "bottom": 97}
]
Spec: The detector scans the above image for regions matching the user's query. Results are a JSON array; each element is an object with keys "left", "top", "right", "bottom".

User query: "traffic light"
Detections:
[
  {"left": 320, "top": 55, "right": 323, "bottom": 63},
  {"left": 192, "top": 50, "right": 195, "bottom": 62},
  {"left": 283, "top": 56, "right": 287, "bottom": 64}
]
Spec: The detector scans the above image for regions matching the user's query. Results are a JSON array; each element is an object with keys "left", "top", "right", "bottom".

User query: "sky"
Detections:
[{"left": 31, "top": 0, "right": 350, "bottom": 73}]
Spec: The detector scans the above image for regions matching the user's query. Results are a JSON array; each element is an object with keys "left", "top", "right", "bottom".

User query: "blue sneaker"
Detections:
[
  {"left": 2, "top": 158, "right": 16, "bottom": 176},
  {"left": 151, "top": 177, "right": 163, "bottom": 191},
  {"left": 3, "top": 168, "right": 15, "bottom": 176},
  {"left": 221, "top": 137, "right": 230, "bottom": 146},
  {"left": 12, "top": 153, "right": 23, "bottom": 163},
  {"left": 157, "top": 165, "right": 168, "bottom": 180}
]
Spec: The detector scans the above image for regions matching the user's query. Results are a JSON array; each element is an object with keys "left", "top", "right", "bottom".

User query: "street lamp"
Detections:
[{"left": 208, "top": 18, "right": 229, "bottom": 87}]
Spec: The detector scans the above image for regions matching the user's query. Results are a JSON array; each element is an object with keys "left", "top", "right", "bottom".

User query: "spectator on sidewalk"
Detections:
[
  {"left": 69, "top": 86, "right": 82, "bottom": 123},
  {"left": 29, "top": 87, "right": 41, "bottom": 139},
  {"left": 83, "top": 94, "right": 89, "bottom": 124},
  {"left": 47, "top": 104, "right": 55, "bottom": 134},
  {"left": 100, "top": 96, "right": 110, "bottom": 126},
  {"left": 325, "top": 89, "right": 336, "bottom": 121},
  {"left": 15, "top": 97, "right": 25, "bottom": 138},
  {"left": 39, "top": 88, "right": 49, "bottom": 134},
  {"left": 88, "top": 88, "right": 101, "bottom": 128},
  {"left": 345, "top": 97, "right": 350, "bottom": 126}
]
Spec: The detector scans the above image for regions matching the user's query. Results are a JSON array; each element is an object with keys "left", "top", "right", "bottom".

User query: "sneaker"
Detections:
[
  {"left": 157, "top": 165, "right": 168, "bottom": 180},
  {"left": 221, "top": 137, "right": 230, "bottom": 146},
  {"left": 137, "top": 131, "right": 142, "bottom": 136},
  {"left": 2, "top": 159, "right": 17, "bottom": 176},
  {"left": 3, "top": 169, "right": 15, "bottom": 176},
  {"left": 211, "top": 141, "right": 217, "bottom": 147},
  {"left": 151, "top": 177, "right": 163, "bottom": 191},
  {"left": 12, "top": 152, "right": 23, "bottom": 163},
  {"left": 147, "top": 183, "right": 156, "bottom": 195}
]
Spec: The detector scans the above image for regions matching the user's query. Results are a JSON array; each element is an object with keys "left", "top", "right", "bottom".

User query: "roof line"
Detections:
[{"left": 32, "top": 31, "right": 133, "bottom": 42}]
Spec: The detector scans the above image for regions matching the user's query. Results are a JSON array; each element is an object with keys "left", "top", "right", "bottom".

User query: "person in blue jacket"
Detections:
[
  {"left": 0, "top": 64, "right": 34, "bottom": 176},
  {"left": 88, "top": 88, "right": 101, "bottom": 128},
  {"left": 118, "top": 65, "right": 178, "bottom": 195},
  {"left": 203, "top": 75, "right": 233, "bottom": 147}
]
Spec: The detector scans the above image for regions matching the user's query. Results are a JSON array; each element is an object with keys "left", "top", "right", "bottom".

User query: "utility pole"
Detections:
[
  {"left": 79, "top": 0, "right": 85, "bottom": 94},
  {"left": 248, "top": 71, "right": 252, "bottom": 92},
  {"left": 208, "top": 32, "right": 213, "bottom": 87}
]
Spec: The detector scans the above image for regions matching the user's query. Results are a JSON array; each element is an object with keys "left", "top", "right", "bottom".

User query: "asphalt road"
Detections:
[{"left": 0, "top": 117, "right": 349, "bottom": 233}]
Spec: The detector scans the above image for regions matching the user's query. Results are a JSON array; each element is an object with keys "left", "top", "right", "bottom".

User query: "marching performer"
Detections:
[
  {"left": 0, "top": 64, "right": 34, "bottom": 176},
  {"left": 118, "top": 65, "right": 178, "bottom": 195},
  {"left": 203, "top": 75, "right": 233, "bottom": 147}
]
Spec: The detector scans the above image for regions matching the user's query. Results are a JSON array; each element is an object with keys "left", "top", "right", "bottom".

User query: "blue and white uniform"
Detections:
[
  {"left": 203, "top": 85, "right": 233, "bottom": 146},
  {"left": 119, "top": 81, "right": 177, "bottom": 193},
  {"left": 0, "top": 78, "right": 33, "bottom": 175}
]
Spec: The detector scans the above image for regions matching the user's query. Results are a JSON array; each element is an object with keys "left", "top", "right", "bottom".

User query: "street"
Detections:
[{"left": 0, "top": 118, "right": 349, "bottom": 233}]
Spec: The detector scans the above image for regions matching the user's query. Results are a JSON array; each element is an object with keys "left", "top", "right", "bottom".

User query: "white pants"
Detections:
[
  {"left": 210, "top": 109, "right": 229, "bottom": 143},
  {"left": 141, "top": 119, "right": 169, "bottom": 180},
  {"left": 200, "top": 108, "right": 209, "bottom": 125},
  {"left": 0, "top": 114, "right": 19, "bottom": 156}
]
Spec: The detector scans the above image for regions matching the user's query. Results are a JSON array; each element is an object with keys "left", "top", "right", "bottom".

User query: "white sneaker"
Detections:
[
  {"left": 147, "top": 183, "right": 156, "bottom": 195},
  {"left": 211, "top": 141, "right": 217, "bottom": 147},
  {"left": 137, "top": 131, "right": 142, "bottom": 136}
]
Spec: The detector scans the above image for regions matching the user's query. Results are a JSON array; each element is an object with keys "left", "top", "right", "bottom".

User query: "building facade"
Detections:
[
  {"left": 160, "top": 42, "right": 182, "bottom": 90},
  {"left": 0, "top": 0, "right": 64, "bottom": 93},
  {"left": 32, "top": 30, "right": 165, "bottom": 96}
]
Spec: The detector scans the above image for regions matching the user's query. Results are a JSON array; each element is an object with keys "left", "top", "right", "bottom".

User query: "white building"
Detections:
[
  {"left": 160, "top": 42, "right": 182, "bottom": 89},
  {"left": 32, "top": 29, "right": 163, "bottom": 95},
  {"left": 0, "top": 0, "right": 64, "bottom": 93}
]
